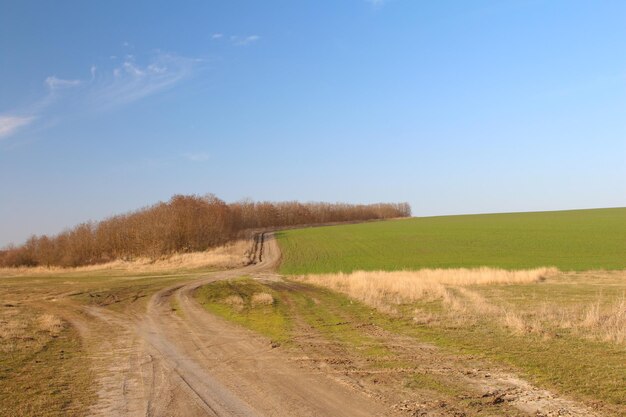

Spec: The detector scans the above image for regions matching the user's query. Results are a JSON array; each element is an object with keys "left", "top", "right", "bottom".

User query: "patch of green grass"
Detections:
[
  {"left": 277, "top": 207, "right": 626, "bottom": 274},
  {"left": 194, "top": 277, "right": 291, "bottom": 344},
  {"left": 405, "top": 373, "right": 463, "bottom": 397},
  {"left": 283, "top": 284, "right": 401, "bottom": 365},
  {"left": 196, "top": 278, "right": 408, "bottom": 365}
]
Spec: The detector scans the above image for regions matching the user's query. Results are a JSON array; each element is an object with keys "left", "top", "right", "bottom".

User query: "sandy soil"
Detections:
[{"left": 29, "top": 233, "right": 601, "bottom": 417}]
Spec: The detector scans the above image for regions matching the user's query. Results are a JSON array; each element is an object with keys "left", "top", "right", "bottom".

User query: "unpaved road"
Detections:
[
  {"left": 82, "top": 234, "right": 394, "bottom": 417},
  {"left": 34, "top": 233, "right": 600, "bottom": 417}
]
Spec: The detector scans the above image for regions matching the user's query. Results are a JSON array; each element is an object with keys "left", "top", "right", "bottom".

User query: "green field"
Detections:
[{"left": 277, "top": 207, "right": 626, "bottom": 274}]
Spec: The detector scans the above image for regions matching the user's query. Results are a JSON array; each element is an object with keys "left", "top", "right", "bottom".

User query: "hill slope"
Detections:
[{"left": 277, "top": 207, "right": 626, "bottom": 274}]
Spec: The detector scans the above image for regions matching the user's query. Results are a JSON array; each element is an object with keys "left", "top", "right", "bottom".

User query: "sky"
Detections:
[{"left": 1, "top": 0, "right": 625, "bottom": 246}]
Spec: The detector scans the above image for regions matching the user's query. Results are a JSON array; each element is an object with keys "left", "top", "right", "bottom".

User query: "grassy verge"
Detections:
[{"left": 195, "top": 277, "right": 291, "bottom": 345}]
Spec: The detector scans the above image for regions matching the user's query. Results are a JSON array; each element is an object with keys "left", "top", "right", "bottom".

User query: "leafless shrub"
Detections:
[
  {"left": 0, "top": 240, "right": 252, "bottom": 276},
  {"left": 1, "top": 195, "right": 411, "bottom": 268}
]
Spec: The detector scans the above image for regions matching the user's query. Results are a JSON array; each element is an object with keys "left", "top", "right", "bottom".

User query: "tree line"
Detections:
[{"left": 0, "top": 194, "right": 411, "bottom": 268}]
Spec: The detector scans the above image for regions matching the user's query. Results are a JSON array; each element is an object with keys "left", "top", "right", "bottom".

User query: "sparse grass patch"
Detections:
[
  {"left": 194, "top": 277, "right": 291, "bottom": 344},
  {"left": 0, "top": 305, "right": 94, "bottom": 417}
]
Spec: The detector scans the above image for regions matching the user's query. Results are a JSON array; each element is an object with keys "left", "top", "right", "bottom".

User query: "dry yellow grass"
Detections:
[
  {"left": 580, "top": 297, "right": 626, "bottom": 344},
  {"left": 0, "top": 240, "right": 251, "bottom": 277},
  {"left": 223, "top": 295, "right": 245, "bottom": 311},
  {"left": 251, "top": 292, "right": 274, "bottom": 306},
  {"left": 295, "top": 267, "right": 556, "bottom": 310},
  {"left": 0, "top": 312, "right": 66, "bottom": 354},
  {"left": 38, "top": 313, "right": 64, "bottom": 336},
  {"left": 296, "top": 268, "right": 626, "bottom": 345}
]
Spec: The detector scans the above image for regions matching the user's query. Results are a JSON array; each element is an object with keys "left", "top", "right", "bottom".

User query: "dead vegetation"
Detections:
[
  {"left": 38, "top": 313, "right": 64, "bottom": 335},
  {"left": 295, "top": 268, "right": 556, "bottom": 312},
  {"left": 251, "top": 292, "right": 275, "bottom": 306},
  {"left": 223, "top": 295, "right": 245, "bottom": 311},
  {"left": 296, "top": 268, "right": 626, "bottom": 345},
  {"left": 0, "top": 239, "right": 251, "bottom": 277}
]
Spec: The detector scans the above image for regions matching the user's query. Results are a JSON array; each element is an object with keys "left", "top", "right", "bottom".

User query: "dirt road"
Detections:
[{"left": 80, "top": 234, "right": 394, "bottom": 417}]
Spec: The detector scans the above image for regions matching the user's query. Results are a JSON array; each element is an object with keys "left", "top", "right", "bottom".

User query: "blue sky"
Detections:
[{"left": 1, "top": 0, "right": 625, "bottom": 246}]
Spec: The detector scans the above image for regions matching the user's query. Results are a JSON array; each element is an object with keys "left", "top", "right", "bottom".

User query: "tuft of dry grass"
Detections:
[
  {"left": 38, "top": 313, "right": 64, "bottom": 336},
  {"left": 223, "top": 295, "right": 245, "bottom": 311},
  {"left": 580, "top": 297, "right": 626, "bottom": 344},
  {"left": 251, "top": 292, "right": 274, "bottom": 306}
]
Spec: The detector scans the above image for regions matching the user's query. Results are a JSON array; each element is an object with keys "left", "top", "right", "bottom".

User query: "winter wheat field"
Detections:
[{"left": 2, "top": 208, "right": 626, "bottom": 417}]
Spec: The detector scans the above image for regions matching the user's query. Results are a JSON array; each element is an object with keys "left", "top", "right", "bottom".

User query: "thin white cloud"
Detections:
[
  {"left": 211, "top": 33, "right": 223, "bottom": 39},
  {"left": 182, "top": 152, "right": 210, "bottom": 162},
  {"left": 45, "top": 76, "right": 82, "bottom": 90},
  {"left": 0, "top": 116, "right": 36, "bottom": 140},
  {"left": 231, "top": 35, "right": 260, "bottom": 46},
  {"left": 1, "top": 50, "right": 202, "bottom": 143},
  {"left": 122, "top": 61, "right": 146, "bottom": 76},
  {"left": 92, "top": 53, "right": 197, "bottom": 108}
]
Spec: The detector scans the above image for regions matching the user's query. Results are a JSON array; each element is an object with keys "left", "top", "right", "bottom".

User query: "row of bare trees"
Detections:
[{"left": 0, "top": 194, "right": 411, "bottom": 268}]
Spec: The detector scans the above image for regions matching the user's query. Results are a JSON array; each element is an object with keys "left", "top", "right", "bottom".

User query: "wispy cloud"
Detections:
[
  {"left": 212, "top": 33, "right": 261, "bottom": 46},
  {"left": 231, "top": 35, "right": 260, "bottom": 46},
  {"left": 0, "top": 51, "right": 200, "bottom": 141},
  {"left": 182, "top": 152, "right": 210, "bottom": 162},
  {"left": 0, "top": 116, "right": 36, "bottom": 140},
  {"left": 45, "top": 76, "right": 82, "bottom": 90},
  {"left": 91, "top": 53, "right": 197, "bottom": 109}
]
